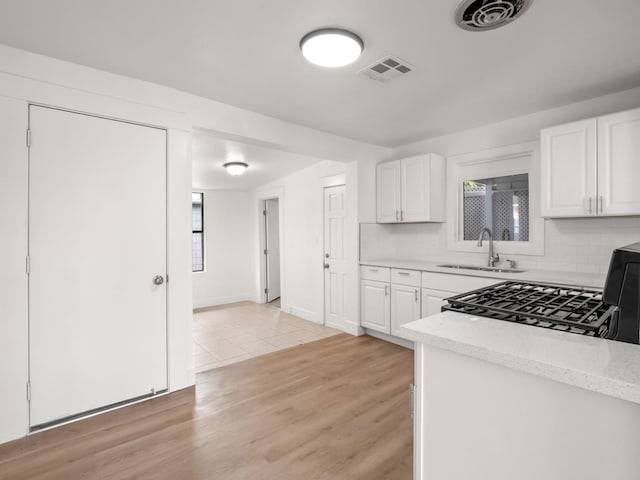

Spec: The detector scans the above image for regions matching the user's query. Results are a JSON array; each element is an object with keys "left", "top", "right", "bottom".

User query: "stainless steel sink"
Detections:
[{"left": 437, "top": 264, "right": 525, "bottom": 273}]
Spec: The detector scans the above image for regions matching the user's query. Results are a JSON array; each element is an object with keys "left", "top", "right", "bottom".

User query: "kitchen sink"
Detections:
[{"left": 437, "top": 264, "right": 525, "bottom": 273}]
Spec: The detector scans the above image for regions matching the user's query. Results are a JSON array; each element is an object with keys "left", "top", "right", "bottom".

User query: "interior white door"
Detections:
[
  {"left": 265, "top": 198, "right": 280, "bottom": 302},
  {"left": 28, "top": 105, "right": 168, "bottom": 428},
  {"left": 324, "top": 185, "right": 346, "bottom": 327}
]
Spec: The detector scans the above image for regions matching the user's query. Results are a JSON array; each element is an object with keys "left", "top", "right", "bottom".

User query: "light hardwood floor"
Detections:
[{"left": 0, "top": 334, "right": 414, "bottom": 480}]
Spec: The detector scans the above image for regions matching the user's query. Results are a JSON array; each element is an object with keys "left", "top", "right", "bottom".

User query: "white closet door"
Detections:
[{"left": 28, "top": 106, "right": 168, "bottom": 428}]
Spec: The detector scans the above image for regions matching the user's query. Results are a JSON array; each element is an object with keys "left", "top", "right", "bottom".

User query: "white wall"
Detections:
[
  {"left": 255, "top": 160, "right": 361, "bottom": 333},
  {"left": 360, "top": 86, "right": 640, "bottom": 275},
  {"left": 193, "top": 190, "right": 257, "bottom": 308}
]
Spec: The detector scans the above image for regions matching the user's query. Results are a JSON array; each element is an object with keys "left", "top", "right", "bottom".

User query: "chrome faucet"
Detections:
[{"left": 477, "top": 227, "right": 500, "bottom": 267}]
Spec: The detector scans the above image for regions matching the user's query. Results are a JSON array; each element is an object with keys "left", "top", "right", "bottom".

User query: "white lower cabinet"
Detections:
[
  {"left": 391, "top": 284, "right": 421, "bottom": 338},
  {"left": 421, "top": 288, "right": 457, "bottom": 317},
  {"left": 360, "top": 279, "right": 390, "bottom": 333}
]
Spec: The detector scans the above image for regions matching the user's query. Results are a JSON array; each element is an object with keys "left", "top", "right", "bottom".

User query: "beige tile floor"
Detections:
[{"left": 193, "top": 301, "right": 342, "bottom": 372}]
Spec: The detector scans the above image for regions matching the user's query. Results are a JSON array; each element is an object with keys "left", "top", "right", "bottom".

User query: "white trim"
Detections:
[
  {"left": 446, "top": 141, "right": 544, "bottom": 256},
  {"left": 281, "top": 303, "right": 322, "bottom": 324}
]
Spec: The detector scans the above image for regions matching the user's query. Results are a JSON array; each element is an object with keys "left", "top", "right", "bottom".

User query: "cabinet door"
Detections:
[
  {"left": 421, "top": 288, "right": 456, "bottom": 317},
  {"left": 391, "top": 284, "right": 421, "bottom": 339},
  {"left": 401, "top": 155, "right": 430, "bottom": 222},
  {"left": 540, "top": 119, "right": 597, "bottom": 217},
  {"left": 597, "top": 108, "right": 640, "bottom": 216},
  {"left": 376, "top": 160, "right": 401, "bottom": 223},
  {"left": 360, "top": 280, "right": 390, "bottom": 333}
]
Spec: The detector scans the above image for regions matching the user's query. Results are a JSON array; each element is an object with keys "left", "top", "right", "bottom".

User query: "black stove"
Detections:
[{"left": 443, "top": 281, "right": 617, "bottom": 338}]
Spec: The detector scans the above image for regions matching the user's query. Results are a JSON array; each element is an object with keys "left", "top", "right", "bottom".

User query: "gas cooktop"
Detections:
[{"left": 443, "top": 281, "right": 617, "bottom": 338}]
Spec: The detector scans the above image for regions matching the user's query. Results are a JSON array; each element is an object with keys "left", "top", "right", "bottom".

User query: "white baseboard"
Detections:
[
  {"left": 364, "top": 328, "right": 414, "bottom": 349},
  {"left": 281, "top": 303, "right": 322, "bottom": 324},
  {"left": 193, "top": 293, "right": 258, "bottom": 310},
  {"left": 325, "top": 320, "right": 364, "bottom": 336}
]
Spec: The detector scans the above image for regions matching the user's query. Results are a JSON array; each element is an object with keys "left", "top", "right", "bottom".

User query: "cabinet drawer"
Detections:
[
  {"left": 360, "top": 265, "right": 391, "bottom": 282},
  {"left": 391, "top": 268, "right": 421, "bottom": 287},
  {"left": 421, "top": 271, "right": 501, "bottom": 293}
]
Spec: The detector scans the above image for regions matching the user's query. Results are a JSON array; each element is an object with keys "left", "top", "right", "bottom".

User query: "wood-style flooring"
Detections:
[{"left": 0, "top": 334, "right": 414, "bottom": 480}]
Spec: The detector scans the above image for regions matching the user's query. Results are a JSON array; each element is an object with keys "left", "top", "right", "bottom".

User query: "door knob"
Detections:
[
  {"left": 323, "top": 263, "right": 330, "bottom": 269},
  {"left": 153, "top": 275, "right": 165, "bottom": 285}
]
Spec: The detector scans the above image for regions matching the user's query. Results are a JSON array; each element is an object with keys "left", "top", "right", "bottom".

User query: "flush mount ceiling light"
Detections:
[
  {"left": 223, "top": 161, "right": 248, "bottom": 176},
  {"left": 300, "top": 28, "right": 364, "bottom": 67}
]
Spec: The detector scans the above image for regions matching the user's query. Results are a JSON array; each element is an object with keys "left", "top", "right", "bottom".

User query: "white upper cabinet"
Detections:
[
  {"left": 541, "top": 107, "right": 640, "bottom": 217},
  {"left": 376, "top": 160, "right": 402, "bottom": 223},
  {"left": 376, "top": 154, "right": 445, "bottom": 223},
  {"left": 541, "top": 118, "right": 597, "bottom": 217},
  {"left": 597, "top": 109, "right": 640, "bottom": 216}
]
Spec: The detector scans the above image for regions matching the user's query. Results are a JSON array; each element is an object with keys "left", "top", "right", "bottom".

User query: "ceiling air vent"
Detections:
[
  {"left": 455, "top": 0, "right": 533, "bottom": 31},
  {"left": 359, "top": 56, "right": 414, "bottom": 83}
]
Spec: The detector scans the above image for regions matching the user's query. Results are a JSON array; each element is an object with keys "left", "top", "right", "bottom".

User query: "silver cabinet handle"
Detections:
[
  {"left": 414, "top": 289, "right": 418, "bottom": 302},
  {"left": 398, "top": 272, "right": 410, "bottom": 276},
  {"left": 588, "top": 196, "right": 592, "bottom": 215},
  {"left": 395, "top": 210, "right": 399, "bottom": 221},
  {"left": 369, "top": 268, "right": 379, "bottom": 272},
  {"left": 599, "top": 195, "right": 604, "bottom": 214},
  {"left": 323, "top": 263, "right": 330, "bottom": 269},
  {"left": 384, "top": 284, "right": 389, "bottom": 296},
  {"left": 153, "top": 275, "right": 164, "bottom": 285},
  {"left": 400, "top": 210, "right": 404, "bottom": 221}
]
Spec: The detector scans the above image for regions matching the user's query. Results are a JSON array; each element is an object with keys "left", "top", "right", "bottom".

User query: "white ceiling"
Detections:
[
  {"left": 0, "top": 0, "right": 639, "bottom": 149},
  {"left": 192, "top": 131, "right": 320, "bottom": 190}
]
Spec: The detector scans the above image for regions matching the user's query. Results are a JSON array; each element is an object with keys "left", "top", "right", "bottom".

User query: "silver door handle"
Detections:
[
  {"left": 384, "top": 284, "right": 389, "bottom": 296},
  {"left": 323, "top": 263, "right": 330, "bottom": 269},
  {"left": 153, "top": 275, "right": 164, "bottom": 285},
  {"left": 400, "top": 210, "right": 404, "bottom": 221},
  {"left": 588, "top": 196, "right": 592, "bottom": 214},
  {"left": 395, "top": 210, "right": 399, "bottom": 221},
  {"left": 599, "top": 195, "right": 604, "bottom": 214},
  {"left": 414, "top": 289, "right": 418, "bottom": 302}
]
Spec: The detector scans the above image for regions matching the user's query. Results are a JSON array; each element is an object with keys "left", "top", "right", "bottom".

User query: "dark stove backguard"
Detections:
[{"left": 603, "top": 242, "right": 640, "bottom": 344}]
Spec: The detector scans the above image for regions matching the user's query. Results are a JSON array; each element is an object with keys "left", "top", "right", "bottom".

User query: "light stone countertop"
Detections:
[
  {"left": 359, "top": 258, "right": 606, "bottom": 289},
  {"left": 402, "top": 312, "right": 640, "bottom": 405}
]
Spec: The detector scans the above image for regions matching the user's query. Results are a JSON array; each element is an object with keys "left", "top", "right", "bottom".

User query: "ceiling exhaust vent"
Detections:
[
  {"left": 359, "top": 56, "right": 414, "bottom": 83},
  {"left": 455, "top": 0, "right": 533, "bottom": 31}
]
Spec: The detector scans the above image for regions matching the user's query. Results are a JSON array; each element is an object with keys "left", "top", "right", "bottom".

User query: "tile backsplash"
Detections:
[{"left": 360, "top": 216, "right": 640, "bottom": 275}]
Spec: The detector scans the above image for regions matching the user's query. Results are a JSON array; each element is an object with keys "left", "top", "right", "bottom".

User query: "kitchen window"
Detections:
[
  {"left": 192, "top": 192, "right": 204, "bottom": 272},
  {"left": 447, "top": 141, "right": 544, "bottom": 255}
]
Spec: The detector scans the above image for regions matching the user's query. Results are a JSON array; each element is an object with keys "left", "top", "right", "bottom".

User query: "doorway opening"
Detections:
[{"left": 262, "top": 198, "right": 281, "bottom": 307}]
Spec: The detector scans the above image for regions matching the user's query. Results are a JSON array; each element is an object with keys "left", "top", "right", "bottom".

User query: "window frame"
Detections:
[
  {"left": 446, "top": 141, "right": 544, "bottom": 256},
  {"left": 192, "top": 192, "right": 205, "bottom": 272}
]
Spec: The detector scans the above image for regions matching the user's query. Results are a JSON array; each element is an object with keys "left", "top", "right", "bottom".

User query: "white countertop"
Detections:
[
  {"left": 402, "top": 312, "right": 640, "bottom": 404},
  {"left": 360, "top": 258, "right": 606, "bottom": 289}
]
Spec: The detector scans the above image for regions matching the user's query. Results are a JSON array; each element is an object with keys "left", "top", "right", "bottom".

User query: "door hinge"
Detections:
[
  {"left": 27, "top": 382, "right": 31, "bottom": 402},
  {"left": 263, "top": 210, "right": 267, "bottom": 216},
  {"left": 25, "top": 255, "right": 30, "bottom": 275},
  {"left": 26, "top": 128, "right": 31, "bottom": 148},
  {"left": 264, "top": 288, "right": 269, "bottom": 294},
  {"left": 410, "top": 384, "right": 415, "bottom": 419}
]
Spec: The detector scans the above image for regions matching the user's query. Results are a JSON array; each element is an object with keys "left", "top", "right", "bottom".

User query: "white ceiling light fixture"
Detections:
[
  {"left": 223, "top": 161, "right": 248, "bottom": 176},
  {"left": 300, "top": 28, "right": 364, "bottom": 67}
]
